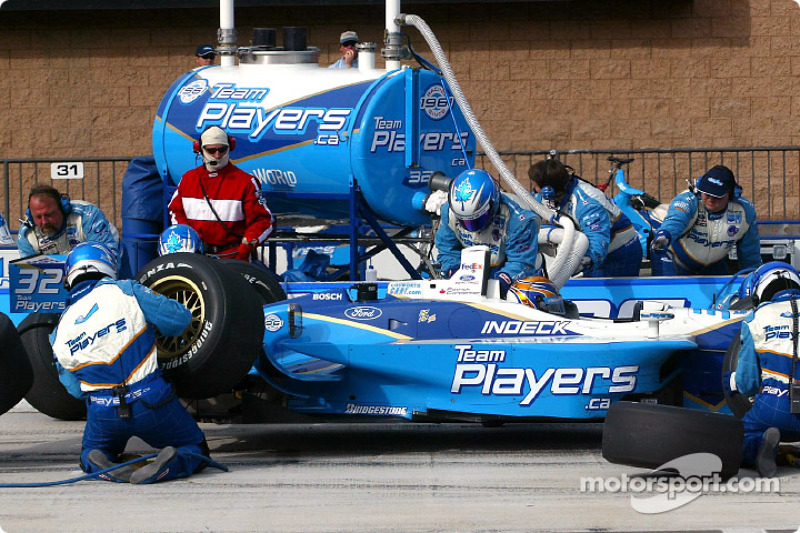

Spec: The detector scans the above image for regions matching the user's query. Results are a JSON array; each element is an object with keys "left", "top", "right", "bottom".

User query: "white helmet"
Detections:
[{"left": 751, "top": 262, "right": 800, "bottom": 305}]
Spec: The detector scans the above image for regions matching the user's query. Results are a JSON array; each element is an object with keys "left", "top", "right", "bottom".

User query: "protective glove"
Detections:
[
  {"left": 236, "top": 239, "right": 258, "bottom": 261},
  {"left": 579, "top": 257, "right": 594, "bottom": 274},
  {"left": 424, "top": 190, "right": 449, "bottom": 217},
  {"left": 496, "top": 272, "right": 512, "bottom": 298},
  {"left": 651, "top": 232, "right": 671, "bottom": 252},
  {"left": 722, "top": 371, "right": 738, "bottom": 396}
]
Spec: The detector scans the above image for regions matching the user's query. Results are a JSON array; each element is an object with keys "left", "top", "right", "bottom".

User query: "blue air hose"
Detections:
[{"left": 0, "top": 452, "right": 228, "bottom": 488}]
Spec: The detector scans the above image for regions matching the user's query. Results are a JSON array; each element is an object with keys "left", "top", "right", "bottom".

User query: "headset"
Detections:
[
  {"left": 25, "top": 185, "right": 72, "bottom": 226},
  {"left": 192, "top": 126, "right": 237, "bottom": 154}
]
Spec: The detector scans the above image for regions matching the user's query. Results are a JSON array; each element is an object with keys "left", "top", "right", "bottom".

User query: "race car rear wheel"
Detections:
[
  {"left": 602, "top": 401, "right": 743, "bottom": 480},
  {"left": 17, "top": 312, "right": 87, "bottom": 421},
  {"left": 219, "top": 260, "right": 287, "bottom": 305},
  {"left": 136, "top": 253, "right": 265, "bottom": 399},
  {"left": 0, "top": 312, "right": 34, "bottom": 416},
  {"left": 722, "top": 337, "right": 753, "bottom": 419}
]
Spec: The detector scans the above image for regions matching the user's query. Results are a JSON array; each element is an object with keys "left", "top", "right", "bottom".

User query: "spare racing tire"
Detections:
[
  {"left": 17, "top": 312, "right": 87, "bottom": 421},
  {"left": 0, "top": 312, "right": 34, "bottom": 416},
  {"left": 602, "top": 401, "right": 743, "bottom": 480},
  {"left": 722, "top": 337, "right": 753, "bottom": 419},
  {"left": 219, "top": 260, "right": 287, "bottom": 305},
  {"left": 136, "top": 253, "right": 265, "bottom": 399}
]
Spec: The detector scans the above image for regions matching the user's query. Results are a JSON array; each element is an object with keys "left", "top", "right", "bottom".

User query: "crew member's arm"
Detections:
[
  {"left": 736, "top": 199, "right": 762, "bottom": 271},
  {"left": 734, "top": 315, "right": 761, "bottom": 397}
]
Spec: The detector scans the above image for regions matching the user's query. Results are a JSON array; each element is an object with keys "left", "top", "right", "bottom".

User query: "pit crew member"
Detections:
[
  {"left": 650, "top": 165, "right": 760, "bottom": 275},
  {"left": 51, "top": 242, "right": 210, "bottom": 484},
  {"left": 727, "top": 262, "right": 800, "bottom": 477},
  {"left": 168, "top": 126, "right": 274, "bottom": 261},
  {"left": 435, "top": 169, "right": 541, "bottom": 297},
  {"left": 528, "top": 158, "right": 642, "bottom": 277},
  {"left": 17, "top": 183, "right": 122, "bottom": 264}
]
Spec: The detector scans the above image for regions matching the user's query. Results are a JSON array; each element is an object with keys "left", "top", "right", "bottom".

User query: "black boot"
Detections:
[{"left": 756, "top": 427, "right": 780, "bottom": 478}]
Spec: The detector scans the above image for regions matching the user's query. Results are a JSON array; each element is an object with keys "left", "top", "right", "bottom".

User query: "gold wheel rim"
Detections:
[{"left": 148, "top": 275, "right": 206, "bottom": 361}]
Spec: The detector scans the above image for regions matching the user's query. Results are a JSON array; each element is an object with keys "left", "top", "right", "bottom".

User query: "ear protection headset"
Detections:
[
  {"left": 25, "top": 185, "right": 72, "bottom": 225},
  {"left": 192, "top": 127, "right": 237, "bottom": 154}
]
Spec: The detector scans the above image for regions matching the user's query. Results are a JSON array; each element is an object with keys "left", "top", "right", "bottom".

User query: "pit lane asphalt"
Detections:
[{"left": 1, "top": 401, "right": 800, "bottom": 533}]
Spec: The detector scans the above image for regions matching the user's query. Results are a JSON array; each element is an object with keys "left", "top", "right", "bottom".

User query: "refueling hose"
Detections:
[
  {"left": 398, "top": 13, "right": 585, "bottom": 287},
  {"left": 0, "top": 452, "right": 228, "bottom": 488}
]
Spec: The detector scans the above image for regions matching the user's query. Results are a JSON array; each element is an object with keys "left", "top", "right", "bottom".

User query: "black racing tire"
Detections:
[
  {"left": 219, "top": 260, "right": 287, "bottom": 305},
  {"left": 602, "top": 401, "right": 743, "bottom": 480},
  {"left": 136, "top": 253, "right": 265, "bottom": 399},
  {"left": 722, "top": 337, "right": 753, "bottom": 419},
  {"left": 17, "top": 312, "right": 87, "bottom": 421},
  {"left": 0, "top": 312, "right": 34, "bottom": 416}
]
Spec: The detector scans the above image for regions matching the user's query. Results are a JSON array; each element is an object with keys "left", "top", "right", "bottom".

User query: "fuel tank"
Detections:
[{"left": 152, "top": 49, "right": 475, "bottom": 226}]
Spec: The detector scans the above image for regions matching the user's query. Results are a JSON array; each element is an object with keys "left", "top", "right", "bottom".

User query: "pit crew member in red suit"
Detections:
[{"left": 168, "top": 126, "right": 274, "bottom": 261}]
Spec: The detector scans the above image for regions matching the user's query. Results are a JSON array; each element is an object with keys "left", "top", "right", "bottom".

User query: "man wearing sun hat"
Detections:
[
  {"left": 650, "top": 164, "right": 761, "bottom": 275},
  {"left": 329, "top": 30, "right": 359, "bottom": 68}
]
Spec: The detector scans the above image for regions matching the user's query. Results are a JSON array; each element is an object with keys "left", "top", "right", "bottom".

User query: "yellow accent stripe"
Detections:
[
  {"left": 683, "top": 390, "right": 728, "bottom": 412},
  {"left": 686, "top": 316, "right": 744, "bottom": 336},
  {"left": 303, "top": 312, "right": 412, "bottom": 341}
]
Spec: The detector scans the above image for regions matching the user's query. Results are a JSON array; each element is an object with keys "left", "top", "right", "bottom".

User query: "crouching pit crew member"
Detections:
[
  {"left": 435, "top": 169, "right": 541, "bottom": 298},
  {"left": 51, "top": 242, "right": 213, "bottom": 484},
  {"left": 726, "top": 263, "right": 800, "bottom": 477},
  {"left": 168, "top": 126, "right": 274, "bottom": 261}
]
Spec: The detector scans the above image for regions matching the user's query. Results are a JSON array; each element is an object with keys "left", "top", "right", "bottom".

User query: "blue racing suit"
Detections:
[
  {"left": 51, "top": 277, "right": 207, "bottom": 483},
  {"left": 735, "top": 290, "right": 800, "bottom": 468},
  {"left": 535, "top": 180, "right": 611, "bottom": 276},
  {"left": 17, "top": 200, "right": 123, "bottom": 265},
  {"left": 652, "top": 191, "right": 760, "bottom": 276},
  {"left": 436, "top": 193, "right": 541, "bottom": 288}
]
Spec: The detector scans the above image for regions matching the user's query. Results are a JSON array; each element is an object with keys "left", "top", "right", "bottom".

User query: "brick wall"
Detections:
[{"left": 1, "top": 0, "right": 798, "bottom": 214}]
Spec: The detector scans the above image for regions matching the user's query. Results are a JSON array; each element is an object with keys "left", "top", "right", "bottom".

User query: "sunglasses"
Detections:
[
  {"left": 204, "top": 146, "right": 228, "bottom": 155},
  {"left": 199, "top": 53, "right": 215, "bottom": 59},
  {"left": 341, "top": 41, "right": 357, "bottom": 47}
]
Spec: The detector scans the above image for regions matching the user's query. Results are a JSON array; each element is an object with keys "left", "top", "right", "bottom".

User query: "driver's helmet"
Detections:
[
  {"left": 65, "top": 242, "right": 118, "bottom": 289},
  {"left": 507, "top": 276, "right": 566, "bottom": 315},
  {"left": 158, "top": 224, "right": 204, "bottom": 256},
  {"left": 448, "top": 169, "right": 500, "bottom": 232},
  {"left": 739, "top": 261, "right": 800, "bottom": 305}
]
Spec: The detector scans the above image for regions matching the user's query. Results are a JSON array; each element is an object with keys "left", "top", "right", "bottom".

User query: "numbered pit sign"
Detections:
[
  {"left": 50, "top": 162, "right": 84, "bottom": 180},
  {"left": 9, "top": 254, "right": 68, "bottom": 313}
]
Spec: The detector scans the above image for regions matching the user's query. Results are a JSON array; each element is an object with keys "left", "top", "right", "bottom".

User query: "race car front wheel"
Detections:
[
  {"left": 17, "top": 312, "right": 86, "bottom": 421},
  {"left": 602, "top": 401, "right": 743, "bottom": 480},
  {"left": 219, "top": 260, "right": 287, "bottom": 305},
  {"left": 0, "top": 312, "right": 34, "bottom": 416},
  {"left": 136, "top": 253, "right": 265, "bottom": 399}
]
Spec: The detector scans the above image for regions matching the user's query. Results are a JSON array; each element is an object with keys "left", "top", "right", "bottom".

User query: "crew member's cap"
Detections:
[
  {"left": 201, "top": 126, "right": 229, "bottom": 148},
  {"left": 195, "top": 44, "right": 216, "bottom": 58},
  {"left": 340, "top": 31, "right": 359, "bottom": 45},
  {"left": 697, "top": 165, "right": 735, "bottom": 198}
]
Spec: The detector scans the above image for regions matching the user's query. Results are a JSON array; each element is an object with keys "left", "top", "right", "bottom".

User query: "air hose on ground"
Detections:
[{"left": 0, "top": 452, "right": 228, "bottom": 488}]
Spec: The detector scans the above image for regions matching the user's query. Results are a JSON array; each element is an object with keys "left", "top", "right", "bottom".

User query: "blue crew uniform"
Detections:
[
  {"left": 736, "top": 289, "right": 800, "bottom": 468},
  {"left": 51, "top": 277, "right": 207, "bottom": 483},
  {"left": 652, "top": 191, "right": 760, "bottom": 276},
  {"left": 436, "top": 193, "right": 541, "bottom": 285}
]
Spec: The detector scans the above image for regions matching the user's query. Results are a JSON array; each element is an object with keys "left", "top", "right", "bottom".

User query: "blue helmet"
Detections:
[
  {"left": 158, "top": 224, "right": 204, "bottom": 256},
  {"left": 448, "top": 169, "right": 500, "bottom": 232},
  {"left": 65, "top": 242, "right": 117, "bottom": 289},
  {"left": 738, "top": 262, "right": 800, "bottom": 305}
]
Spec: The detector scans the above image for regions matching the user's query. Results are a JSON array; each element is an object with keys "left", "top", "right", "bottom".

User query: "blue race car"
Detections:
[{"left": 255, "top": 246, "right": 747, "bottom": 422}]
